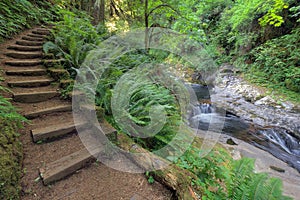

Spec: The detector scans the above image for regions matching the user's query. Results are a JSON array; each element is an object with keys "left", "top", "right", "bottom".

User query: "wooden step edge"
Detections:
[
  {"left": 5, "top": 51, "right": 43, "bottom": 59},
  {"left": 31, "top": 119, "right": 116, "bottom": 143},
  {"left": 31, "top": 122, "right": 79, "bottom": 142},
  {"left": 13, "top": 91, "right": 58, "bottom": 103},
  {"left": 16, "top": 40, "right": 44, "bottom": 46},
  {"left": 27, "top": 33, "right": 47, "bottom": 38},
  {"left": 5, "top": 60, "right": 42, "bottom": 66},
  {"left": 24, "top": 105, "right": 72, "bottom": 119},
  {"left": 22, "top": 36, "right": 44, "bottom": 42},
  {"left": 6, "top": 69, "right": 47, "bottom": 76},
  {"left": 7, "top": 45, "right": 43, "bottom": 51},
  {"left": 40, "top": 147, "right": 101, "bottom": 185},
  {"left": 7, "top": 79, "right": 53, "bottom": 87},
  {"left": 32, "top": 30, "right": 50, "bottom": 36}
]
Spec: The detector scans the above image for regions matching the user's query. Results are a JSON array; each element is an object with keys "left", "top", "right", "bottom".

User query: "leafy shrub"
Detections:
[
  {"left": 43, "top": 9, "right": 109, "bottom": 74},
  {"left": 95, "top": 50, "right": 182, "bottom": 150},
  {"left": 175, "top": 147, "right": 292, "bottom": 200}
]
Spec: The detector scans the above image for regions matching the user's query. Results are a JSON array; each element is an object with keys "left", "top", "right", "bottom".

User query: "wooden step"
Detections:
[
  {"left": 36, "top": 28, "right": 51, "bottom": 31},
  {"left": 31, "top": 119, "right": 116, "bottom": 142},
  {"left": 13, "top": 90, "right": 58, "bottom": 103},
  {"left": 16, "top": 40, "right": 44, "bottom": 46},
  {"left": 5, "top": 60, "right": 42, "bottom": 66},
  {"left": 31, "top": 122, "right": 78, "bottom": 142},
  {"left": 32, "top": 30, "right": 50, "bottom": 35},
  {"left": 22, "top": 36, "right": 44, "bottom": 42},
  {"left": 6, "top": 68, "right": 47, "bottom": 76},
  {"left": 39, "top": 121, "right": 117, "bottom": 185},
  {"left": 6, "top": 51, "right": 42, "bottom": 59},
  {"left": 40, "top": 147, "right": 101, "bottom": 185},
  {"left": 27, "top": 33, "right": 47, "bottom": 39},
  {"left": 7, "top": 45, "right": 43, "bottom": 52},
  {"left": 24, "top": 104, "right": 72, "bottom": 119},
  {"left": 7, "top": 78, "right": 53, "bottom": 88}
]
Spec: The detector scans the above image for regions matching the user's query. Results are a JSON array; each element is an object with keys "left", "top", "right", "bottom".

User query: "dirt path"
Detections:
[{"left": 0, "top": 27, "right": 173, "bottom": 200}]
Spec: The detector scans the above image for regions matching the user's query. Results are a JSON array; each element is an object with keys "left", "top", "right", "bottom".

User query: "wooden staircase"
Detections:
[{"left": 2, "top": 27, "right": 116, "bottom": 185}]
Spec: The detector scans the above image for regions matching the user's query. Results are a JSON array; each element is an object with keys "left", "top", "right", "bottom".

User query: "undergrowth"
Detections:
[
  {"left": 175, "top": 147, "right": 292, "bottom": 200},
  {"left": 236, "top": 27, "right": 300, "bottom": 103},
  {"left": 0, "top": 75, "right": 27, "bottom": 200},
  {"left": 0, "top": 0, "right": 59, "bottom": 42}
]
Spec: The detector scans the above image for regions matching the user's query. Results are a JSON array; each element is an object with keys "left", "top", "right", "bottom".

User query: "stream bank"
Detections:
[{"left": 188, "top": 69, "right": 300, "bottom": 199}]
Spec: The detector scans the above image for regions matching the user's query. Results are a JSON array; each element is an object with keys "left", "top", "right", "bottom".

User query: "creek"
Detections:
[{"left": 188, "top": 83, "right": 300, "bottom": 173}]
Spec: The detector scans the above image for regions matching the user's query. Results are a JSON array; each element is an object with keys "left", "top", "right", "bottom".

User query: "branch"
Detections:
[{"left": 147, "top": 4, "right": 181, "bottom": 18}]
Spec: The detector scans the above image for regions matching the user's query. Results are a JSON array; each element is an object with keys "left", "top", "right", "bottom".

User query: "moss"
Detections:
[{"left": 0, "top": 121, "right": 23, "bottom": 200}]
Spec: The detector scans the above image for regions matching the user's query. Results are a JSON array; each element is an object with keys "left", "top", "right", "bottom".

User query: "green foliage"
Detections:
[
  {"left": 0, "top": 0, "right": 59, "bottom": 42},
  {"left": 175, "top": 147, "right": 292, "bottom": 200},
  {"left": 95, "top": 51, "right": 182, "bottom": 151},
  {"left": 43, "top": 9, "right": 109, "bottom": 74},
  {"left": 289, "top": 5, "right": 300, "bottom": 22},
  {"left": 145, "top": 171, "right": 155, "bottom": 184},
  {"left": 259, "top": 0, "right": 289, "bottom": 27},
  {"left": 0, "top": 76, "right": 27, "bottom": 200},
  {"left": 242, "top": 28, "right": 300, "bottom": 94}
]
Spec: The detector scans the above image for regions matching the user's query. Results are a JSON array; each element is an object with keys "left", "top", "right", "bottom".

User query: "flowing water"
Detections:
[{"left": 188, "top": 97, "right": 300, "bottom": 172}]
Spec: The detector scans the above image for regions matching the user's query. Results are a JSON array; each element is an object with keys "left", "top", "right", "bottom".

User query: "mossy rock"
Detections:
[
  {"left": 0, "top": 122, "right": 23, "bottom": 200},
  {"left": 60, "top": 79, "right": 74, "bottom": 89},
  {"left": 48, "top": 68, "right": 70, "bottom": 81},
  {"left": 43, "top": 59, "right": 65, "bottom": 68},
  {"left": 96, "top": 106, "right": 105, "bottom": 122},
  {"left": 42, "top": 53, "right": 55, "bottom": 59}
]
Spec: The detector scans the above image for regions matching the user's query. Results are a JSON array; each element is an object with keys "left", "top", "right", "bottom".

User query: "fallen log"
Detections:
[{"left": 117, "top": 133, "right": 200, "bottom": 200}]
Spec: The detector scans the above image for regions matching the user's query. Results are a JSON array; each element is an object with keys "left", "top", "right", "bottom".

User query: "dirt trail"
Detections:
[{"left": 0, "top": 27, "right": 173, "bottom": 200}]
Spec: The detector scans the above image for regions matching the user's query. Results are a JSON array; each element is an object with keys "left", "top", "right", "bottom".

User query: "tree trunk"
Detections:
[
  {"left": 99, "top": 0, "right": 105, "bottom": 24},
  {"left": 144, "top": 0, "right": 149, "bottom": 51}
]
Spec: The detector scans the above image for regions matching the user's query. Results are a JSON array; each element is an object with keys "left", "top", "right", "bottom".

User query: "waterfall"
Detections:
[{"left": 259, "top": 128, "right": 300, "bottom": 156}]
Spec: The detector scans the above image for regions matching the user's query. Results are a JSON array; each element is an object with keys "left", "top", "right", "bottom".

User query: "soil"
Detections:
[{"left": 0, "top": 27, "right": 174, "bottom": 200}]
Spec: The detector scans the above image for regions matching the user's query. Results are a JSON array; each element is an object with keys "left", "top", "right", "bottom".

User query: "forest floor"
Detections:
[{"left": 0, "top": 27, "right": 173, "bottom": 200}]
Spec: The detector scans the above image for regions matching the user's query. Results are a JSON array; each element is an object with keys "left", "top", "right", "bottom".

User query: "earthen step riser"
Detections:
[
  {"left": 24, "top": 105, "right": 72, "bottom": 119},
  {"left": 6, "top": 69, "right": 47, "bottom": 76},
  {"left": 6, "top": 52, "right": 43, "bottom": 59},
  {"left": 7, "top": 45, "right": 43, "bottom": 52},
  {"left": 5, "top": 60, "right": 42, "bottom": 67},
  {"left": 13, "top": 91, "right": 58, "bottom": 103},
  {"left": 16, "top": 40, "right": 44, "bottom": 46},
  {"left": 22, "top": 36, "right": 44, "bottom": 42}
]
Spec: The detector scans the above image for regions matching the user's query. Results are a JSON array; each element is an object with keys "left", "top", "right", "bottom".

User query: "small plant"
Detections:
[{"left": 145, "top": 171, "right": 155, "bottom": 184}]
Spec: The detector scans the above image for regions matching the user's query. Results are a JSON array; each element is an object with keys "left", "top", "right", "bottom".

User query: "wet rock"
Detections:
[
  {"left": 212, "top": 74, "right": 300, "bottom": 139},
  {"left": 281, "top": 101, "right": 295, "bottom": 111},
  {"left": 254, "top": 96, "right": 276, "bottom": 106},
  {"left": 189, "top": 83, "right": 210, "bottom": 99}
]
